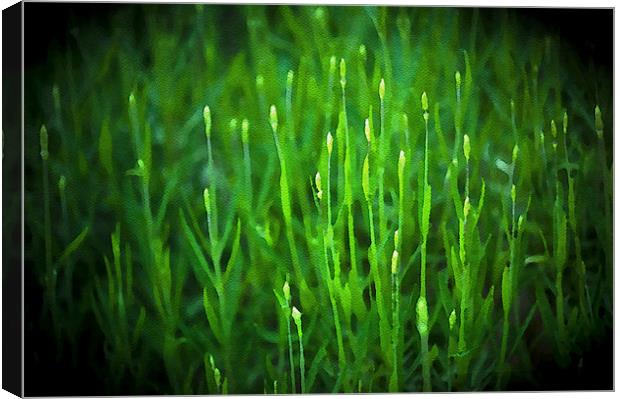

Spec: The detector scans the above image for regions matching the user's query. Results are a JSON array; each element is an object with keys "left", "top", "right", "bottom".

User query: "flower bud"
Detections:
[
  {"left": 394, "top": 229, "right": 399, "bottom": 247},
  {"left": 455, "top": 70, "right": 461, "bottom": 92},
  {"left": 463, "top": 134, "right": 471, "bottom": 162},
  {"left": 241, "top": 118, "right": 249, "bottom": 144},
  {"left": 326, "top": 131, "right": 333, "bottom": 155},
  {"left": 269, "top": 105, "right": 278, "bottom": 132},
  {"left": 551, "top": 119, "right": 557, "bottom": 139},
  {"left": 364, "top": 119, "right": 371, "bottom": 143},
  {"left": 362, "top": 154, "right": 370, "bottom": 201},
  {"left": 283, "top": 281, "right": 291, "bottom": 302},
  {"left": 39, "top": 124, "right": 49, "bottom": 160},
  {"left": 329, "top": 56, "right": 337, "bottom": 75},
  {"left": 463, "top": 196, "right": 471, "bottom": 219},
  {"left": 416, "top": 296, "right": 428, "bottom": 336},
  {"left": 339, "top": 58, "right": 346, "bottom": 88},
  {"left": 203, "top": 105, "right": 212, "bottom": 138},
  {"left": 315, "top": 171, "right": 323, "bottom": 200},
  {"left": 398, "top": 150, "right": 406, "bottom": 176},
  {"left": 449, "top": 309, "right": 456, "bottom": 331},
  {"left": 391, "top": 250, "right": 399, "bottom": 274},
  {"left": 379, "top": 78, "right": 385, "bottom": 101},
  {"left": 203, "top": 187, "right": 211, "bottom": 213},
  {"left": 291, "top": 306, "right": 302, "bottom": 324},
  {"left": 595, "top": 105, "right": 603, "bottom": 139},
  {"left": 421, "top": 92, "right": 428, "bottom": 113}
]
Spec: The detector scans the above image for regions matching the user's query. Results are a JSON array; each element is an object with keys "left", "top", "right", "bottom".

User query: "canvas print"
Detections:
[{"left": 18, "top": 3, "right": 612, "bottom": 395}]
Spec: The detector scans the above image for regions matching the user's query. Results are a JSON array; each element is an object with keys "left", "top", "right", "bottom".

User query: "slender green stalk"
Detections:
[
  {"left": 389, "top": 248, "right": 400, "bottom": 391},
  {"left": 378, "top": 78, "right": 387, "bottom": 242},
  {"left": 283, "top": 281, "right": 296, "bottom": 394},
  {"left": 270, "top": 105, "right": 303, "bottom": 284},
  {"left": 292, "top": 306, "right": 305, "bottom": 394},
  {"left": 340, "top": 61, "right": 357, "bottom": 287},
  {"left": 241, "top": 118, "right": 253, "bottom": 212},
  {"left": 363, "top": 120, "right": 390, "bottom": 371},
  {"left": 417, "top": 92, "right": 432, "bottom": 392},
  {"left": 322, "top": 133, "right": 347, "bottom": 372}
]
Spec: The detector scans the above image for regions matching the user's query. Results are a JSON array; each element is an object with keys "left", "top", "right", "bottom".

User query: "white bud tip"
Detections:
[
  {"left": 379, "top": 78, "right": 385, "bottom": 101},
  {"left": 421, "top": 92, "right": 428, "bottom": 112},
  {"left": 326, "top": 131, "right": 333, "bottom": 155},
  {"left": 463, "top": 134, "right": 471, "bottom": 161},
  {"left": 283, "top": 281, "right": 291, "bottom": 301},
  {"left": 391, "top": 250, "right": 399, "bottom": 274},
  {"left": 315, "top": 171, "right": 322, "bottom": 192},
  {"left": 364, "top": 119, "right": 371, "bottom": 143},
  {"left": 463, "top": 196, "right": 471, "bottom": 219},
  {"left": 291, "top": 306, "right": 302, "bottom": 321},
  {"left": 241, "top": 119, "right": 249, "bottom": 140},
  {"left": 287, "top": 70, "right": 294, "bottom": 88},
  {"left": 269, "top": 105, "right": 278, "bottom": 132},
  {"left": 394, "top": 229, "right": 399, "bottom": 246}
]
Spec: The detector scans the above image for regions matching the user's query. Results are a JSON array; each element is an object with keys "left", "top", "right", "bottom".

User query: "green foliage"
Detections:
[{"left": 25, "top": 5, "right": 611, "bottom": 394}]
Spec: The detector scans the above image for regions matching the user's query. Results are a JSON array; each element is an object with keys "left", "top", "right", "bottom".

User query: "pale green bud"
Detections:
[
  {"left": 339, "top": 58, "right": 346, "bottom": 88},
  {"left": 421, "top": 91, "right": 428, "bottom": 112},
  {"left": 449, "top": 309, "right": 456, "bottom": 331},
  {"left": 39, "top": 124, "right": 48, "bottom": 160},
  {"left": 283, "top": 281, "right": 291, "bottom": 302},
  {"left": 518, "top": 214, "right": 524, "bottom": 231},
  {"left": 256, "top": 74, "right": 264, "bottom": 90},
  {"left": 214, "top": 367, "right": 221, "bottom": 388},
  {"left": 550, "top": 119, "right": 557, "bottom": 139},
  {"left": 329, "top": 56, "right": 337, "bottom": 75},
  {"left": 463, "top": 196, "right": 471, "bottom": 219},
  {"left": 364, "top": 118, "right": 371, "bottom": 143},
  {"left": 241, "top": 118, "right": 249, "bottom": 144},
  {"left": 595, "top": 105, "right": 603, "bottom": 139},
  {"left": 394, "top": 229, "right": 399, "bottom": 247},
  {"left": 269, "top": 105, "right": 278, "bottom": 132},
  {"left": 203, "top": 187, "right": 211, "bottom": 213},
  {"left": 512, "top": 144, "right": 519, "bottom": 164},
  {"left": 463, "top": 134, "right": 471, "bottom": 161},
  {"left": 326, "top": 131, "right": 333, "bottom": 155},
  {"left": 229, "top": 118, "right": 238, "bottom": 133},
  {"left": 416, "top": 296, "right": 429, "bottom": 336},
  {"left": 291, "top": 306, "right": 302, "bottom": 324},
  {"left": 129, "top": 92, "right": 136, "bottom": 108},
  {"left": 209, "top": 354, "right": 215, "bottom": 369},
  {"left": 359, "top": 44, "right": 366, "bottom": 60},
  {"left": 391, "top": 250, "right": 399, "bottom": 274},
  {"left": 511, "top": 184, "right": 516, "bottom": 204},
  {"left": 362, "top": 154, "right": 370, "bottom": 202},
  {"left": 379, "top": 78, "right": 385, "bottom": 101},
  {"left": 398, "top": 150, "right": 406, "bottom": 177},
  {"left": 287, "top": 70, "right": 294, "bottom": 91},
  {"left": 315, "top": 171, "right": 323, "bottom": 201},
  {"left": 455, "top": 70, "right": 461, "bottom": 92},
  {"left": 203, "top": 105, "right": 212, "bottom": 138},
  {"left": 563, "top": 111, "right": 568, "bottom": 136}
]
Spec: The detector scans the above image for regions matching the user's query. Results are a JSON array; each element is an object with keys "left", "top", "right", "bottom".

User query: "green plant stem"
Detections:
[
  {"left": 326, "top": 146, "right": 347, "bottom": 373},
  {"left": 378, "top": 95, "right": 386, "bottom": 242},
  {"left": 286, "top": 307, "right": 296, "bottom": 394}
]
